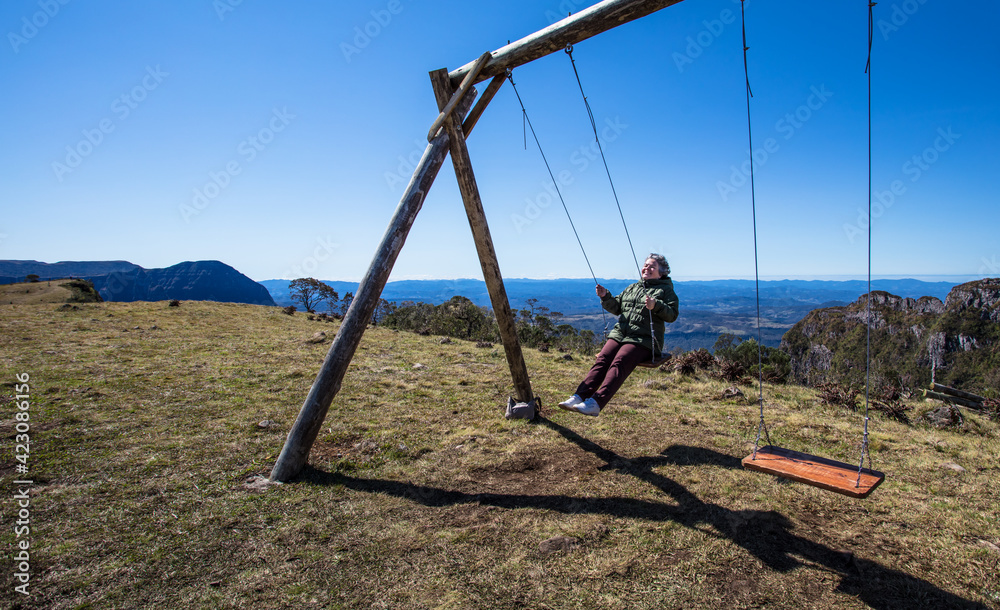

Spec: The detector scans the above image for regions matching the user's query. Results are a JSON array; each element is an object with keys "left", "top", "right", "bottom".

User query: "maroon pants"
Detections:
[{"left": 574, "top": 339, "right": 652, "bottom": 409}]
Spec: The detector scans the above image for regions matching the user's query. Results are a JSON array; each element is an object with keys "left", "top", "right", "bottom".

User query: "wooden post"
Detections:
[
  {"left": 448, "top": 0, "right": 686, "bottom": 88},
  {"left": 462, "top": 74, "right": 506, "bottom": 138},
  {"left": 270, "top": 93, "right": 478, "bottom": 483},
  {"left": 929, "top": 382, "right": 985, "bottom": 404},
  {"left": 922, "top": 389, "right": 984, "bottom": 411},
  {"left": 429, "top": 68, "right": 534, "bottom": 404},
  {"left": 428, "top": 52, "right": 492, "bottom": 142}
]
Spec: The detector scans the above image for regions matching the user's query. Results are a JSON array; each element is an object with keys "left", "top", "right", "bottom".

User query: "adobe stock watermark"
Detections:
[
  {"left": 384, "top": 138, "right": 433, "bottom": 192},
  {"left": 843, "top": 126, "right": 960, "bottom": 243},
  {"left": 511, "top": 116, "right": 629, "bottom": 233},
  {"left": 717, "top": 84, "right": 834, "bottom": 202},
  {"left": 213, "top": 0, "right": 244, "bottom": 21},
  {"left": 100, "top": 269, "right": 139, "bottom": 301},
  {"left": 876, "top": 0, "right": 929, "bottom": 41},
  {"left": 340, "top": 0, "right": 404, "bottom": 63},
  {"left": 281, "top": 236, "right": 340, "bottom": 279},
  {"left": 672, "top": 7, "right": 737, "bottom": 73},
  {"left": 7, "top": 0, "right": 71, "bottom": 54},
  {"left": 12, "top": 372, "right": 33, "bottom": 596},
  {"left": 978, "top": 255, "right": 999, "bottom": 277},
  {"left": 542, "top": 0, "right": 589, "bottom": 24},
  {"left": 51, "top": 65, "right": 169, "bottom": 182},
  {"left": 178, "top": 107, "right": 295, "bottom": 223}
]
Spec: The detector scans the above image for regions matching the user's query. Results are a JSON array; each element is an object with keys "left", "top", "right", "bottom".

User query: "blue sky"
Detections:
[{"left": 2, "top": 0, "right": 997, "bottom": 282}]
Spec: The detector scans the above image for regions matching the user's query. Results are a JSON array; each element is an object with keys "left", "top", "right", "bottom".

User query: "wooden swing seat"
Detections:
[
  {"left": 636, "top": 355, "right": 671, "bottom": 369},
  {"left": 742, "top": 445, "right": 885, "bottom": 499}
]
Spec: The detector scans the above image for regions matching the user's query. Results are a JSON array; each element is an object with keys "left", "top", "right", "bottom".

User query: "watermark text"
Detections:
[
  {"left": 12, "top": 372, "right": 33, "bottom": 596},
  {"left": 8, "top": 0, "right": 72, "bottom": 54},
  {"left": 717, "top": 85, "right": 833, "bottom": 202},
  {"left": 179, "top": 106, "right": 295, "bottom": 223},
  {"left": 51, "top": 65, "right": 168, "bottom": 182},
  {"left": 843, "top": 126, "right": 960, "bottom": 243},
  {"left": 341, "top": 0, "right": 404, "bottom": 63}
]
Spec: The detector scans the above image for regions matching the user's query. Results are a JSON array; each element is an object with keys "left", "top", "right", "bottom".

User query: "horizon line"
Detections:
[{"left": 258, "top": 274, "right": 985, "bottom": 283}]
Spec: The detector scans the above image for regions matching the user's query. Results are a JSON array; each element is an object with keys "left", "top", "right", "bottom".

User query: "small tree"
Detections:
[
  {"left": 289, "top": 278, "right": 338, "bottom": 314},
  {"left": 372, "top": 298, "right": 395, "bottom": 326},
  {"left": 339, "top": 292, "right": 354, "bottom": 317},
  {"left": 26, "top": 274, "right": 40, "bottom": 283}
]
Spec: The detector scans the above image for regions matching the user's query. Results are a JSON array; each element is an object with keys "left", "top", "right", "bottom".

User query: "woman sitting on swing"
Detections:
[{"left": 559, "top": 253, "right": 679, "bottom": 417}]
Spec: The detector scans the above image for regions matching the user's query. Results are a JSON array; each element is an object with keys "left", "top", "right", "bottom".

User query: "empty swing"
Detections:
[{"left": 738, "top": 0, "right": 884, "bottom": 499}]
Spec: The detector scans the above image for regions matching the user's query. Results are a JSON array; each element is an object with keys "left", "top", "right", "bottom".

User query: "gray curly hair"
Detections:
[{"left": 646, "top": 253, "right": 670, "bottom": 277}]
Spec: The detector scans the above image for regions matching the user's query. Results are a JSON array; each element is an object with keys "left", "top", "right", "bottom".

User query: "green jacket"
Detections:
[{"left": 601, "top": 278, "right": 679, "bottom": 355}]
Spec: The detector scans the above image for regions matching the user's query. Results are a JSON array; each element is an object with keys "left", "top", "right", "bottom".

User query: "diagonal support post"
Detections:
[
  {"left": 429, "top": 68, "right": 534, "bottom": 405},
  {"left": 269, "top": 93, "right": 479, "bottom": 483}
]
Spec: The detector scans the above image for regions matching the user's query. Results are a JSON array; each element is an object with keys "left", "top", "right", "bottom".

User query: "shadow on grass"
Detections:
[{"left": 301, "top": 416, "right": 987, "bottom": 610}]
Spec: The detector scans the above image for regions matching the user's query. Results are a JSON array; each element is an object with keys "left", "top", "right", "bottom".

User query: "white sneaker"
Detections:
[
  {"left": 576, "top": 398, "right": 601, "bottom": 417},
  {"left": 558, "top": 394, "right": 584, "bottom": 411}
]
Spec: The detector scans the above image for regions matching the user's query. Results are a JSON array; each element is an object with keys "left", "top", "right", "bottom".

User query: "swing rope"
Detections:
[
  {"left": 506, "top": 69, "right": 611, "bottom": 335},
  {"left": 565, "top": 45, "right": 663, "bottom": 362},
  {"left": 857, "top": 1, "right": 878, "bottom": 486},
  {"left": 565, "top": 45, "right": 644, "bottom": 281},
  {"left": 741, "top": 0, "right": 771, "bottom": 457}
]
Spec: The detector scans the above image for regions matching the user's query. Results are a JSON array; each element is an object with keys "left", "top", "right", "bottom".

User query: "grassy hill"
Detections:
[
  {"left": 1, "top": 300, "right": 998, "bottom": 608},
  {"left": 1, "top": 279, "right": 103, "bottom": 305}
]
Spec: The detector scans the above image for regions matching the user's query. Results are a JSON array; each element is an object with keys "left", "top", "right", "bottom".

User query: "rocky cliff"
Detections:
[
  {"left": 0, "top": 260, "right": 275, "bottom": 306},
  {"left": 781, "top": 278, "right": 999, "bottom": 394}
]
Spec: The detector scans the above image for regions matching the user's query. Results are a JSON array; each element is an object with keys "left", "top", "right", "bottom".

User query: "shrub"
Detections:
[
  {"left": 669, "top": 353, "right": 699, "bottom": 376},
  {"left": 984, "top": 398, "right": 1000, "bottom": 421},
  {"left": 817, "top": 382, "right": 860, "bottom": 411},
  {"left": 60, "top": 279, "right": 103, "bottom": 303},
  {"left": 717, "top": 359, "right": 748, "bottom": 384}
]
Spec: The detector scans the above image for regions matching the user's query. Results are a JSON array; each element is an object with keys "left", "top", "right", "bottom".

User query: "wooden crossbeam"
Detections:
[
  {"left": 742, "top": 446, "right": 885, "bottom": 499},
  {"left": 448, "top": 0, "right": 687, "bottom": 88}
]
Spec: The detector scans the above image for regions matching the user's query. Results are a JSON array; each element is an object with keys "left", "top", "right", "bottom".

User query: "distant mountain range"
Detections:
[
  {"left": 260, "top": 277, "right": 958, "bottom": 350},
  {"left": 2, "top": 259, "right": 962, "bottom": 352},
  {"left": 0, "top": 260, "right": 275, "bottom": 306},
  {"left": 261, "top": 277, "right": 955, "bottom": 313}
]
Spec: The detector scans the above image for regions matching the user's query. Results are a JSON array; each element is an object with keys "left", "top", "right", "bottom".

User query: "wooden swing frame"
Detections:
[
  {"left": 271, "top": 0, "right": 687, "bottom": 482},
  {"left": 271, "top": 0, "right": 887, "bottom": 500}
]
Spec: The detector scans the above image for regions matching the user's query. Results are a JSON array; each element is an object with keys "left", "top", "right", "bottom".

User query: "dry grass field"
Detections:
[{"left": 1, "top": 300, "right": 998, "bottom": 609}]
